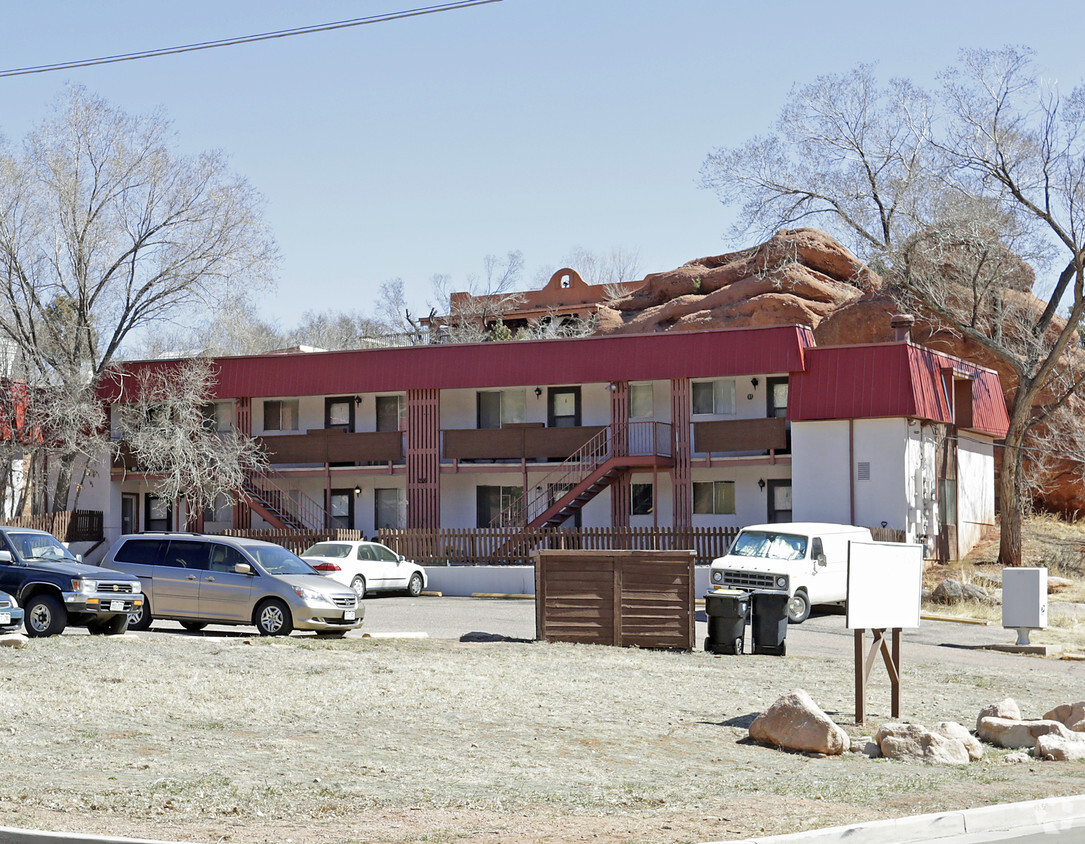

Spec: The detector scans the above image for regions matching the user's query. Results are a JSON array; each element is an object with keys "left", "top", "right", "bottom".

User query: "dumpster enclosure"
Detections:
[{"left": 533, "top": 550, "right": 696, "bottom": 650}]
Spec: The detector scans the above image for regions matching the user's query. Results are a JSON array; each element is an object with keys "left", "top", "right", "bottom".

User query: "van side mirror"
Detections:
[
  {"left": 815, "top": 553, "right": 827, "bottom": 567},
  {"left": 234, "top": 563, "right": 253, "bottom": 575}
]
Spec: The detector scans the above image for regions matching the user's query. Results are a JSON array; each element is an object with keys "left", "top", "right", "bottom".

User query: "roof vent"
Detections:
[{"left": 890, "top": 314, "right": 915, "bottom": 343}]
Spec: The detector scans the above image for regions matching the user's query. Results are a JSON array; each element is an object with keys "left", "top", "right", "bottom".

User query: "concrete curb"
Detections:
[
  {"left": 0, "top": 828, "right": 203, "bottom": 844},
  {"left": 703, "top": 793, "right": 1085, "bottom": 843}
]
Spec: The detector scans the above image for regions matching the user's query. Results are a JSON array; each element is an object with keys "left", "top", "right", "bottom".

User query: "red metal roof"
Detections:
[
  {"left": 789, "top": 342, "right": 1009, "bottom": 437},
  {"left": 100, "top": 325, "right": 816, "bottom": 401}
]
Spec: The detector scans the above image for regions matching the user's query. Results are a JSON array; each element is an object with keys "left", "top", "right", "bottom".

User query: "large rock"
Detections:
[
  {"left": 876, "top": 723, "right": 972, "bottom": 765},
  {"left": 1036, "top": 734, "right": 1085, "bottom": 761},
  {"left": 932, "top": 721, "right": 985, "bottom": 761},
  {"left": 1044, "top": 702, "right": 1085, "bottom": 732},
  {"left": 977, "top": 698, "right": 1022, "bottom": 730},
  {"left": 748, "top": 688, "right": 850, "bottom": 755},
  {"left": 977, "top": 716, "right": 1075, "bottom": 749}
]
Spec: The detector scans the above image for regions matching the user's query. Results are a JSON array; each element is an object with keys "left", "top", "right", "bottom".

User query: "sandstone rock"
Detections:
[
  {"left": 1036, "top": 734, "right": 1085, "bottom": 761},
  {"left": 932, "top": 578, "right": 965, "bottom": 603},
  {"left": 1047, "top": 577, "right": 1074, "bottom": 594},
  {"left": 932, "top": 721, "right": 985, "bottom": 761},
  {"left": 977, "top": 698, "right": 1022, "bottom": 729},
  {"left": 1043, "top": 702, "right": 1085, "bottom": 732},
  {"left": 1003, "top": 751, "right": 1031, "bottom": 764},
  {"left": 849, "top": 736, "right": 881, "bottom": 758},
  {"left": 977, "top": 716, "right": 1074, "bottom": 749},
  {"left": 748, "top": 689, "right": 850, "bottom": 755},
  {"left": 876, "top": 723, "right": 971, "bottom": 765}
]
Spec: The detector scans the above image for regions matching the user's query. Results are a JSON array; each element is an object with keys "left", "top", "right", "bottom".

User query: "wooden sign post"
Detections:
[{"left": 846, "top": 541, "right": 923, "bottom": 725}]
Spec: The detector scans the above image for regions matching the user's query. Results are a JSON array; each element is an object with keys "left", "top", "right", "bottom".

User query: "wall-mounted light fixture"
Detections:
[
  {"left": 534, "top": 387, "right": 542, "bottom": 398},
  {"left": 354, "top": 395, "right": 363, "bottom": 405},
  {"left": 607, "top": 382, "right": 618, "bottom": 392},
  {"left": 353, "top": 486, "right": 362, "bottom": 496},
  {"left": 751, "top": 377, "right": 759, "bottom": 388},
  {"left": 757, "top": 478, "right": 766, "bottom": 491}
]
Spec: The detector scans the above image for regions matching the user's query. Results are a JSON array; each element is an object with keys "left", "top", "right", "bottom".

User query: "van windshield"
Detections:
[
  {"left": 241, "top": 544, "right": 317, "bottom": 575},
  {"left": 728, "top": 531, "right": 807, "bottom": 561}
]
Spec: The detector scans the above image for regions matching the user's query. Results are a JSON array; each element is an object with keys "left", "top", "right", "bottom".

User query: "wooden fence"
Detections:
[
  {"left": 5, "top": 510, "right": 104, "bottom": 542},
  {"left": 377, "top": 526, "right": 741, "bottom": 567},
  {"left": 219, "top": 528, "right": 366, "bottom": 555}
]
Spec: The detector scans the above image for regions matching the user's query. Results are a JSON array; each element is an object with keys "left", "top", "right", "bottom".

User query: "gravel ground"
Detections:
[{"left": 1, "top": 630, "right": 1083, "bottom": 844}]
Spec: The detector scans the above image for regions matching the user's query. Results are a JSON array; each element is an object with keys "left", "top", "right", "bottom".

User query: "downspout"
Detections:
[{"left": 849, "top": 419, "right": 855, "bottom": 526}]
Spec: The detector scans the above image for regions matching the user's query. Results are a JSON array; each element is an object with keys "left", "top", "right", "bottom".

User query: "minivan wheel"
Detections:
[
  {"left": 406, "top": 573, "right": 423, "bottom": 597},
  {"left": 180, "top": 621, "right": 208, "bottom": 632},
  {"left": 350, "top": 575, "right": 366, "bottom": 599},
  {"left": 255, "top": 599, "right": 293, "bottom": 636},
  {"left": 24, "top": 594, "right": 67, "bottom": 637},
  {"left": 787, "top": 590, "right": 811, "bottom": 624},
  {"left": 128, "top": 603, "right": 153, "bottom": 631}
]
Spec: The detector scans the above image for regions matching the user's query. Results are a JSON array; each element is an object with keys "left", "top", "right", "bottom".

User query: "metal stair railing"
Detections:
[
  {"left": 242, "top": 467, "right": 329, "bottom": 531},
  {"left": 492, "top": 421, "right": 672, "bottom": 528}
]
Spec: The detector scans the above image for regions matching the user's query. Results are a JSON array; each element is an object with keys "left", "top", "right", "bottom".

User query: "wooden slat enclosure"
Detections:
[{"left": 534, "top": 550, "right": 696, "bottom": 650}]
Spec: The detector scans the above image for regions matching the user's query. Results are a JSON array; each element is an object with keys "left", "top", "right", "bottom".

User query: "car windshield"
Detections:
[
  {"left": 7, "top": 532, "right": 78, "bottom": 562},
  {"left": 242, "top": 544, "right": 318, "bottom": 575},
  {"left": 302, "top": 542, "right": 352, "bottom": 558},
  {"left": 728, "top": 531, "right": 807, "bottom": 561}
]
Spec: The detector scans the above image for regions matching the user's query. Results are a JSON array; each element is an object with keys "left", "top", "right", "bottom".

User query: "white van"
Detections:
[{"left": 708, "top": 523, "right": 873, "bottom": 624}]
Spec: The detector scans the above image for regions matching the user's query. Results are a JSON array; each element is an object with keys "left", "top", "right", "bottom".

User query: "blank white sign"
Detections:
[{"left": 846, "top": 541, "right": 924, "bottom": 629}]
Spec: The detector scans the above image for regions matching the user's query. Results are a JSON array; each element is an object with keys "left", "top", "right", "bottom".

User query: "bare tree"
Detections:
[
  {"left": 701, "top": 48, "right": 1085, "bottom": 566},
  {"left": 534, "top": 245, "right": 643, "bottom": 297},
  {"left": 111, "top": 357, "right": 267, "bottom": 511},
  {"left": 0, "top": 86, "right": 277, "bottom": 510},
  {"left": 431, "top": 251, "right": 526, "bottom": 342}
]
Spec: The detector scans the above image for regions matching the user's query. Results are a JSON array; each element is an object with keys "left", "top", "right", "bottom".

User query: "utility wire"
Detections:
[{"left": 0, "top": 0, "right": 502, "bottom": 78}]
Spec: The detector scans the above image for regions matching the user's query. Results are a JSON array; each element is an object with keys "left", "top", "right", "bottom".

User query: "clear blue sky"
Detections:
[{"left": 2, "top": 0, "right": 1083, "bottom": 329}]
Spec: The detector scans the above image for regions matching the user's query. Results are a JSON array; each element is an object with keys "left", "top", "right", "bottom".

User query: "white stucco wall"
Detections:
[
  {"left": 957, "top": 434, "right": 996, "bottom": 555},
  {"left": 791, "top": 420, "right": 852, "bottom": 524}
]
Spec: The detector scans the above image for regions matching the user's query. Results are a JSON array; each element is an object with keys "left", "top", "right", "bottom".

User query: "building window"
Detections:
[
  {"left": 476, "top": 485, "right": 523, "bottom": 527},
  {"left": 630, "top": 384, "right": 654, "bottom": 419},
  {"left": 692, "top": 380, "right": 736, "bottom": 415},
  {"left": 203, "top": 401, "right": 234, "bottom": 433},
  {"left": 375, "top": 488, "right": 405, "bottom": 530},
  {"left": 376, "top": 395, "right": 404, "bottom": 432},
  {"left": 631, "top": 483, "right": 653, "bottom": 516},
  {"left": 263, "top": 399, "right": 299, "bottom": 432},
  {"left": 477, "top": 389, "right": 526, "bottom": 429},
  {"left": 202, "top": 493, "right": 231, "bottom": 523},
  {"left": 693, "top": 481, "right": 735, "bottom": 515},
  {"left": 939, "top": 479, "right": 957, "bottom": 527},
  {"left": 325, "top": 396, "right": 355, "bottom": 431}
]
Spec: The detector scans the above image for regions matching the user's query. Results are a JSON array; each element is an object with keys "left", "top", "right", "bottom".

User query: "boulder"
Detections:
[
  {"left": 1036, "top": 734, "right": 1085, "bottom": 761},
  {"left": 1047, "top": 577, "right": 1074, "bottom": 594},
  {"left": 977, "top": 698, "right": 1022, "bottom": 730},
  {"left": 932, "top": 721, "right": 985, "bottom": 761},
  {"left": 1043, "top": 702, "right": 1085, "bottom": 732},
  {"left": 932, "top": 578, "right": 965, "bottom": 604},
  {"left": 876, "top": 723, "right": 971, "bottom": 765},
  {"left": 748, "top": 689, "right": 850, "bottom": 755},
  {"left": 961, "top": 583, "right": 996, "bottom": 604},
  {"left": 977, "top": 716, "right": 1075, "bottom": 749},
  {"left": 850, "top": 736, "right": 881, "bottom": 758}
]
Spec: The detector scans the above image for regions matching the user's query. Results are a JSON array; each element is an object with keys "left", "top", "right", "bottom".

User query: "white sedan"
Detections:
[{"left": 301, "top": 541, "right": 427, "bottom": 599}]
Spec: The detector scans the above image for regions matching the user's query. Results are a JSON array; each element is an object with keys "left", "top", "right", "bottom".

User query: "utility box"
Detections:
[{"left": 1002, "top": 567, "right": 1048, "bottom": 645}]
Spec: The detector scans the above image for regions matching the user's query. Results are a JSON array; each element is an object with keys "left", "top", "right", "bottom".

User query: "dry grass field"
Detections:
[{"left": 0, "top": 515, "right": 1083, "bottom": 844}]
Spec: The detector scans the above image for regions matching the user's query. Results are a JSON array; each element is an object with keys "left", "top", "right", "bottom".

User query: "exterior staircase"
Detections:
[
  {"left": 241, "top": 468, "right": 329, "bottom": 530},
  {"left": 492, "top": 421, "right": 673, "bottom": 555}
]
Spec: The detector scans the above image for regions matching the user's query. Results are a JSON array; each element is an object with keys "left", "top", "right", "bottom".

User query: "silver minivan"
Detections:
[{"left": 100, "top": 533, "right": 362, "bottom": 637}]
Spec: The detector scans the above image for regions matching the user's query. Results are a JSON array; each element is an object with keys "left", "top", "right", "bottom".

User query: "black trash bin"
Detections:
[
  {"left": 703, "top": 588, "right": 750, "bottom": 655},
  {"left": 751, "top": 591, "right": 789, "bottom": 656}
]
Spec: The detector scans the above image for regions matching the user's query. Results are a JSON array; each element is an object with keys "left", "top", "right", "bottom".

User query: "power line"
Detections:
[{"left": 0, "top": 0, "right": 502, "bottom": 78}]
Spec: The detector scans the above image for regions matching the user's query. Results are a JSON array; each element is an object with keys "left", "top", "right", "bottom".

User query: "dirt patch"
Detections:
[{"left": 1, "top": 631, "right": 1084, "bottom": 844}]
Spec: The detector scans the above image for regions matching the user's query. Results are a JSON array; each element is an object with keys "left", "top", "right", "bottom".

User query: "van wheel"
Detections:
[
  {"left": 88, "top": 615, "right": 129, "bottom": 635},
  {"left": 24, "top": 594, "right": 67, "bottom": 637},
  {"left": 255, "top": 599, "right": 293, "bottom": 636},
  {"left": 787, "top": 590, "right": 811, "bottom": 624},
  {"left": 128, "top": 603, "right": 153, "bottom": 631},
  {"left": 180, "top": 621, "right": 207, "bottom": 632}
]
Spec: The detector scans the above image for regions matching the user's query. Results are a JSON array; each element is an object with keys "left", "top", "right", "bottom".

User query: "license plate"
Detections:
[
  {"left": 109, "top": 601, "right": 125, "bottom": 612},
  {"left": 0, "top": 613, "right": 9, "bottom": 624},
  {"left": 344, "top": 610, "right": 356, "bottom": 621}
]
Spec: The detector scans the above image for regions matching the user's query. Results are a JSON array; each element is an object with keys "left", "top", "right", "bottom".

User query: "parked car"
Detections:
[
  {"left": 301, "top": 541, "right": 427, "bottom": 598},
  {"left": 708, "top": 522, "right": 874, "bottom": 624},
  {"left": 0, "top": 526, "right": 143, "bottom": 637},
  {"left": 0, "top": 589, "right": 24, "bottom": 634},
  {"left": 100, "top": 533, "right": 363, "bottom": 637}
]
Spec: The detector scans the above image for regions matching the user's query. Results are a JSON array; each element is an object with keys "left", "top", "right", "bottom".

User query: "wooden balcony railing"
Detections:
[
  {"left": 693, "top": 417, "right": 787, "bottom": 453},
  {"left": 443, "top": 425, "right": 605, "bottom": 462},
  {"left": 258, "top": 429, "right": 403, "bottom": 464}
]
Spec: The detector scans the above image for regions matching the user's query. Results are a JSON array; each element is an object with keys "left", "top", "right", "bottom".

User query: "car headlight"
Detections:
[
  {"left": 711, "top": 570, "right": 723, "bottom": 583},
  {"left": 776, "top": 576, "right": 788, "bottom": 589},
  {"left": 294, "top": 587, "right": 332, "bottom": 606},
  {"left": 72, "top": 579, "right": 97, "bottom": 593}
]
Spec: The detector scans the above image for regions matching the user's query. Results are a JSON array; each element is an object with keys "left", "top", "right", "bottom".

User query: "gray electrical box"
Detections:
[{"left": 1002, "top": 567, "right": 1047, "bottom": 644}]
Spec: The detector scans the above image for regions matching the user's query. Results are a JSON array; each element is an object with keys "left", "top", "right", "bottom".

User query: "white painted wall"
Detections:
[
  {"left": 420, "top": 565, "right": 714, "bottom": 597},
  {"left": 957, "top": 434, "right": 996, "bottom": 556},
  {"left": 791, "top": 420, "right": 852, "bottom": 524},
  {"left": 853, "top": 418, "right": 909, "bottom": 531}
]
